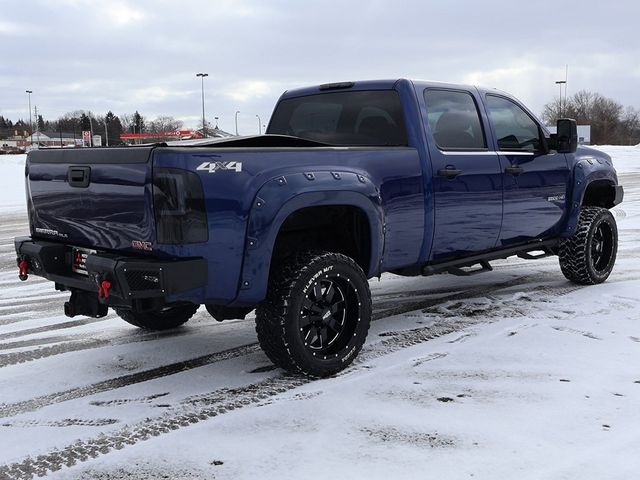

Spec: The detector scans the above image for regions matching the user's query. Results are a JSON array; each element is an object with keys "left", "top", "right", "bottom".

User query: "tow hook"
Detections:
[
  {"left": 98, "top": 280, "right": 112, "bottom": 300},
  {"left": 18, "top": 259, "right": 29, "bottom": 281}
]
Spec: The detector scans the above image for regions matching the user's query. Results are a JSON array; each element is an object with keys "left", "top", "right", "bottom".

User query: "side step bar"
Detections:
[{"left": 421, "top": 239, "right": 559, "bottom": 277}]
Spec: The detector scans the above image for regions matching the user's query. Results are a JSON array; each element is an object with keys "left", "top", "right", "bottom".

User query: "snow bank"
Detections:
[
  {"left": 595, "top": 146, "right": 640, "bottom": 174},
  {"left": 0, "top": 154, "right": 26, "bottom": 213}
]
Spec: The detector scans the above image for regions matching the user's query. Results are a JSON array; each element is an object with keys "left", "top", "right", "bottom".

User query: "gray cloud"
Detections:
[{"left": 2, "top": 0, "right": 639, "bottom": 134}]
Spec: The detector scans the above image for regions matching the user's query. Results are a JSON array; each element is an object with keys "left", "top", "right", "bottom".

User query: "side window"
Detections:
[
  {"left": 485, "top": 95, "right": 541, "bottom": 152},
  {"left": 424, "top": 89, "right": 487, "bottom": 150}
]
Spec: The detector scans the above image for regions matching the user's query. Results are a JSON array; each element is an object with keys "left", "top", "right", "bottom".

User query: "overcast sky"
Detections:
[{"left": 1, "top": 0, "right": 639, "bottom": 134}]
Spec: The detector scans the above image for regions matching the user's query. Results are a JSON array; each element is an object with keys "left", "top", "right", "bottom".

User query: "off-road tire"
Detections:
[
  {"left": 115, "top": 302, "right": 199, "bottom": 330},
  {"left": 559, "top": 206, "right": 618, "bottom": 285},
  {"left": 255, "top": 251, "right": 372, "bottom": 377}
]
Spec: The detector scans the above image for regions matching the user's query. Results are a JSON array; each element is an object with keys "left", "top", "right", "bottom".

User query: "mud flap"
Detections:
[{"left": 64, "top": 289, "right": 108, "bottom": 318}]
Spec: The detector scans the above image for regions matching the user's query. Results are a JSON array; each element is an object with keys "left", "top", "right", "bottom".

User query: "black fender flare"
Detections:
[
  {"left": 561, "top": 157, "right": 620, "bottom": 237},
  {"left": 232, "top": 170, "right": 384, "bottom": 305}
]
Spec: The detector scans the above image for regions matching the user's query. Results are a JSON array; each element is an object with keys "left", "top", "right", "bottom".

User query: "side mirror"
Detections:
[{"left": 550, "top": 118, "right": 578, "bottom": 153}]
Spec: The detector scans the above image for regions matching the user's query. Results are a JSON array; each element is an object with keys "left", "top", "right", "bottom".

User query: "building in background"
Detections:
[
  {"left": 25, "top": 132, "right": 80, "bottom": 148},
  {"left": 546, "top": 125, "right": 591, "bottom": 145}
]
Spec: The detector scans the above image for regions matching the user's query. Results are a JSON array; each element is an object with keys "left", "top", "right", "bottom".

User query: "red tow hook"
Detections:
[
  {"left": 18, "top": 260, "right": 29, "bottom": 281},
  {"left": 98, "top": 280, "right": 112, "bottom": 300}
]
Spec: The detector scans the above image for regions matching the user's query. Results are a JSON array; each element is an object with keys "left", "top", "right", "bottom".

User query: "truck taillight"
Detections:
[{"left": 153, "top": 168, "right": 208, "bottom": 244}]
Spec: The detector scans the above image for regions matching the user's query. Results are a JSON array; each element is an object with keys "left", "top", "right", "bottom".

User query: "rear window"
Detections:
[
  {"left": 424, "top": 89, "right": 486, "bottom": 150},
  {"left": 267, "top": 90, "right": 408, "bottom": 146}
]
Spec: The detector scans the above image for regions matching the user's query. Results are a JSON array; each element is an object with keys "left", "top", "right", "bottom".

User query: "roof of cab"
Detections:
[{"left": 278, "top": 78, "right": 511, "bottom": 100}]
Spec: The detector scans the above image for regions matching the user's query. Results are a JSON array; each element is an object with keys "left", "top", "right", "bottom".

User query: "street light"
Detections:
[
  {"left": 196, "top": 73, "right": 209, "bottom": 136},
  {"left": 555, "top": 80, "right": 566, "bottom": 117},
  {"left": 104, "top": 115, "right": 109, "bottom": 147},
  {"left": 25, "top": 90, "right": 33, "bottom": 142},
  {"left": 256, "top": 114, "right": 262, "bottom": 135},
  {"left": 235, "top": 110, "right": 240, "bottom": 136}
]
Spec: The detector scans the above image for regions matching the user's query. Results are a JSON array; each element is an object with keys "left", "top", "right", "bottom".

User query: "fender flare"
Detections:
[
  {"left": 232, "top": 170, "right": 384, "bottom": 305},
  {"left": 560, "top": 158, "right": 619, "bottom": 237}
]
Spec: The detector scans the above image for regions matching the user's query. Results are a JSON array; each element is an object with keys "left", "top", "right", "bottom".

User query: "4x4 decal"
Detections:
[{"left": 197, "top": 161, "right": 243, "bottom": 173}]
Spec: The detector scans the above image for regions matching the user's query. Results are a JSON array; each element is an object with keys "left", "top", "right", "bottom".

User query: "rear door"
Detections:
[
  {"left": 424, "top": 88, "right": 503, "bottom": 261},
  {"left": 483, "top": 94, "right": 570, "bottom": 246}
]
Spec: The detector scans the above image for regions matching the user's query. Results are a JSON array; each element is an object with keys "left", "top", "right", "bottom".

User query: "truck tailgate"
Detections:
[{"left": 26, "top": 147, "right": 155, "bottom": 253}]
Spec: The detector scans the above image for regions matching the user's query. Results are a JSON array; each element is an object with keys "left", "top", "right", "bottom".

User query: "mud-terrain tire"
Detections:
[
  {"left": 255, "top": 251, "right": 372, "bottom": 377},
  {"left": 115, "top": 302, "right": 199, "bottom": 330},
  {"left": 559, "top": 206, "right": 618, "bottom": 285}
]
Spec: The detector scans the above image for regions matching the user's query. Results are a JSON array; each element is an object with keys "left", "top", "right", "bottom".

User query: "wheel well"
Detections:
[
  {"left": 582, "top": 180, "right": 616, "bottom": 208},
  {"left": 272, "top": 205, "right": 372, "bottom": 273}
]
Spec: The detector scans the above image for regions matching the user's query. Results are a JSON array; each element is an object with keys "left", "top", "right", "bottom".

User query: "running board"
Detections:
[
  {"left": 445, "top": 260, "right": 493, "bottom": 277},
  {"left": 421, "top": 239, "right": 559, "bottom": 277}
]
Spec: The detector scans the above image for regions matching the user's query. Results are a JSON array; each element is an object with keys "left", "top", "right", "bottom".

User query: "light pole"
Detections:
[
  {"left": 555, "top": 80, "right": 566, "bottom": 117},
  {"left": 25, "top": 90, "right": 33, "bottom": 143},
  {"left": 88, "top": 113, "right": 94, "bottom": 147},
  {"left": 235, "top": 110, "right": 240, "bottom": 136},
  {"left": 196, "top": 73, "right": 208, "bottom": 136},
  {"left": 104, "top": 115, "right": 109, "bottom": 147},
  {"left": 255, "top": 115, "right": 262, "bottom": 135}
]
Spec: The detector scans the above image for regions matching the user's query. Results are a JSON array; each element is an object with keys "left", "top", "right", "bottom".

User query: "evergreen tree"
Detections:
[
  {"left": 104, "top": 111, "right": 124, "bottom": 145},
  {"left": 37, "top": 114, "right": 45, "bottom": 132},
  {"left": 14, "top": 120, "right": 28, "bottom": 137},
  {"left": 0, "top": 116, "right": 8, "bottom": 139},
  {"left": 133, "top": 111, "right": 145, "bottom": 133},
  {"left": 80, "top": 113, "right": 91, "bottom": 132}
]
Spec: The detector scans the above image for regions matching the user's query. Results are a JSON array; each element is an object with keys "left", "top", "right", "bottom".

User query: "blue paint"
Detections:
[{"left": 24, "top": 79, "right": 621, "bottom": 307}]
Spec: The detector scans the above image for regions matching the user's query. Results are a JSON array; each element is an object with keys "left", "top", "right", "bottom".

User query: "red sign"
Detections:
[{"left": 82, "top": 130, "right": 91, "bottom": 146}]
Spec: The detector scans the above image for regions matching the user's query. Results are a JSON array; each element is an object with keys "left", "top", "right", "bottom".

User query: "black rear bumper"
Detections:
[{"left": 15, "top": 237, "right": 207, "bottom": 312}]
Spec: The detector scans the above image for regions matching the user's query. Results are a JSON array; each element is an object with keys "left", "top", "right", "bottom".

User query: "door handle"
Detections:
[
  {"left": 505, "top": 165, "right": 524, "bottom": 176},
  {"left": 437, "top": 166, "right": 463, "bottom": 179},
  {"left": 67, "top": 166, "right": 91, "bottom": 188}
]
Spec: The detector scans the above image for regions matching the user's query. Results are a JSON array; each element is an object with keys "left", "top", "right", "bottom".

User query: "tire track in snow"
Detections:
[
  {"left": 0, "top": 280, "right": 586, "bottom": 480},
  {"left": 0, "top": 343, "right": 261, "bottom": 419},
  {"left": 0, "top": 270, "right": 532, "bottom": 368},
  {"left": 0, "top": 272, "right": 574, "bottom": 418}
]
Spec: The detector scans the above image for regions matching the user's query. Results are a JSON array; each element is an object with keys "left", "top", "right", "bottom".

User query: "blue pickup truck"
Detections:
[{"left": 15, "top": 79, "right": 623, "bottom": 376}]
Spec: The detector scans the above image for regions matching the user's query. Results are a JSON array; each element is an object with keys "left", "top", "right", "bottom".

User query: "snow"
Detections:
[
  {"left": 0, "top": 154, "right": 26, "bottom": 214},
  {"left": 0, "top": 146, "right": 638, "bottom": 479}
]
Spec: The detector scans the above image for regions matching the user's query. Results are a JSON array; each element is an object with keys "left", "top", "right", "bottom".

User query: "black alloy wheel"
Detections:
[
  {"left": 256, "top": 251, "right": 372, "bottom": 377},
  {"left": 590, "top": 221, "right": 614, "bottom": 274},
  {"left": 300, "top": 276, "right": 355, "bottom": 354}
]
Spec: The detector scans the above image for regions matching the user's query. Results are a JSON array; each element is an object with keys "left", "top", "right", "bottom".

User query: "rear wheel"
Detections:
[
  {"left": 115, "top": 302, "right": 199, "bottom": 330},
  {"left": 559, "top": 206, "right": 618, "bottom": 285},
  {"left": 255, "top": 251, "right": 371, "bottom": 377}
]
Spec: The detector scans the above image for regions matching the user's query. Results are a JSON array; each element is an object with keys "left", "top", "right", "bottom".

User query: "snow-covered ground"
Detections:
[{"left": 0, "top": 147, "right": 638, "bottom": 479}]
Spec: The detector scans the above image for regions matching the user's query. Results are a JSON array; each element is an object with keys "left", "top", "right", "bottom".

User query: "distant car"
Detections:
[{"left": 15, "top": 79, "right": 623, "bottom": 377}]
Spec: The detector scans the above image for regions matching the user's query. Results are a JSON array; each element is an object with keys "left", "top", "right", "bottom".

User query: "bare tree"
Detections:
[
  {"left": 542, "top": 90, "right": 632, "bottom": 144},
  {"left": 147, "top": 116, "right": 183, "bottom": 134}
]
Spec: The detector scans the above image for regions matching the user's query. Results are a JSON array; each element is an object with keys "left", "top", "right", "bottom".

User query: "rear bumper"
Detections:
[{"left": 14, "top": 237, "right": 207, "bottom": 309}]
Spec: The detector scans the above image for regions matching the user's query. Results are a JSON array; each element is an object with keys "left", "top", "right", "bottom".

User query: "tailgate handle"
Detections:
[{"left": 68, "top": 166, "right": 91, "bottom": 188}]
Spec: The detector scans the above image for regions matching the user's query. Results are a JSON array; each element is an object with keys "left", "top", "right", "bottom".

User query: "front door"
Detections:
[
  {"left": 483, "top": 94, "right": 570, "bottom": 247},
  {"left": 424, "top": 88, "right": 503, "bottom": 261}
]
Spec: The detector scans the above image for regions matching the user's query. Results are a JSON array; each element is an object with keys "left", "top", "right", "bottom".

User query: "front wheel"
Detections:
[
  {"left": 255, "top": 251, "right": 372, "bottom": 377},
  {"left": 115, "top": 302, "right": 199, "bottom": 330},
  {"left": 559, "top": 206, "right": 618, "bottom": 285}
]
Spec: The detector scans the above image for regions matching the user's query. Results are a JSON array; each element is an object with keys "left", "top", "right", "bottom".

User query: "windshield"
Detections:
[{"left": 267, "top": 90, "right": 408, "bottom": 146}]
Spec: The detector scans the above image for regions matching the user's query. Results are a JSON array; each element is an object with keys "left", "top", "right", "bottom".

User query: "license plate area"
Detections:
[{"left": 72, "top": 246, "right": 96, "bottom": 275}]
